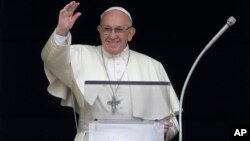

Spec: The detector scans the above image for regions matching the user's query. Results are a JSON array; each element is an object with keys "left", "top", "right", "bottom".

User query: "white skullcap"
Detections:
[{"left": 100, "top": 7, "right": 133, "bottom": 25}]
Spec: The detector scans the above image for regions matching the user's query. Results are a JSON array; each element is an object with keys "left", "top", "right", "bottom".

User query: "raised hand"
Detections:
[{"left": 56, "top": 1, "right": 81, "bottom": 36}]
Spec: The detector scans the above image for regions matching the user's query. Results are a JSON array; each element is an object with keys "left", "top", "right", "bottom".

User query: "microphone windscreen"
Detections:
[{"left": 227, "top": 16, "right": 237, "bottom": 26}]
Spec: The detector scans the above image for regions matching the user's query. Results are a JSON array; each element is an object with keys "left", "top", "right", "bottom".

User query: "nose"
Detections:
[{"left": 108, "top": 30, "right": 118, "bottom": 39}]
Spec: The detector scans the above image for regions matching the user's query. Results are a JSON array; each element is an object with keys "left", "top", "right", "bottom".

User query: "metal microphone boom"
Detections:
[{"left": 178, "top": 16, "right": 236, "bottom": 141}]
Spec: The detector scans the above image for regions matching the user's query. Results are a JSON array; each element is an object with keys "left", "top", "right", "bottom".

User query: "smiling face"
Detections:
[{"left": 97, "top": 9, "right": 136, "bottom": 55}]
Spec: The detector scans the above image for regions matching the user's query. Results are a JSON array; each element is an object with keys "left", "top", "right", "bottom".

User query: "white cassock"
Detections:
[{"left": 41, "top": 31, "right": 180, "bottom": 141}]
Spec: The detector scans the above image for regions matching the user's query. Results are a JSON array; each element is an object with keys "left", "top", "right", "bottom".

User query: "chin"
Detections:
[
  {"left": 106, "top": 47, "right": 122, "bottom": 55},
  {"left": 109, "top": 50, "right": 121, "bottom": 55}
]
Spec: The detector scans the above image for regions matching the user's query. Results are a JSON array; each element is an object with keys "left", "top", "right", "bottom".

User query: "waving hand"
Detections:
[{"left": 56, "top": 1, "right": 81, "bottom": 36}]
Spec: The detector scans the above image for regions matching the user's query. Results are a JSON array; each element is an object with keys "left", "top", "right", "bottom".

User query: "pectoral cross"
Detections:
[{"left": 107, "top": 96, "right": 121, "bottom": 114}]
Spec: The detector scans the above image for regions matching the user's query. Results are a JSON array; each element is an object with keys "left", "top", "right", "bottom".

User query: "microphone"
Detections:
[
  {"left": 178, "top": 16, "right": 236, "bottom": 141},
  {"left": 210, "top": 16, "right": 236, "bottom": 44}
]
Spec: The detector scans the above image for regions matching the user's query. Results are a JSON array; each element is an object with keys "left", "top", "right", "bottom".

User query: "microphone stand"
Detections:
[{"left": 178, "top": 16, "right": 236, "bottom": 141}]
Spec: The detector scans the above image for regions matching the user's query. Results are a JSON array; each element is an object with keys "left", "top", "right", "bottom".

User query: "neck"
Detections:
[
  {"left": 102, "top": 46, "right": 129, "bottom": 58},
  {"left": 101, "top": 46, "right": 130, "bottom": 81}
]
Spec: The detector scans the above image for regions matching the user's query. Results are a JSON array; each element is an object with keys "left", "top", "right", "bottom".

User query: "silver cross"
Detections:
[{"left": 107, "top": 96, "right": 121, "bottom": 114}]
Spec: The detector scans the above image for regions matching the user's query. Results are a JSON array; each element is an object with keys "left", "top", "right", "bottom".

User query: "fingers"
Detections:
[
  {"left": 59, "top": 1, "right": 80, "bottom": 17},
  {"left": 71, "top": 12, "right": 82, "bottom": 23},
  {"left": 164, "top": 121, "right": 173, "bottom": 133},
  {"left": 56, "top": 1, "right": 81, "bottom": 36},
  {"left": 165, "top": 121, "right": 173, "bottom": 128},
  {"left": 63, "top": 1, "right": 80, "bottom": 13}
]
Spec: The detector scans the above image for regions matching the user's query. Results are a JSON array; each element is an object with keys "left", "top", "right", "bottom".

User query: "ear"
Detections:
[
  {"left": 127, "top": 27, "right": 136, "bottom": 42},
  {"left": 97, "top": 25, "right": 102, "bottom": 34}
]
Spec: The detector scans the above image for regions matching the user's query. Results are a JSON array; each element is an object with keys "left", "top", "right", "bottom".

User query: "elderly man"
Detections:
[{"left": 41, "top": 1, "right": 180, "bottom": 141}]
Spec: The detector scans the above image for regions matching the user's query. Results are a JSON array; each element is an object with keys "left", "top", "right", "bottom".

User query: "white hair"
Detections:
[{"left": 100, "top": 7, "right": 133, "bottom": 26}]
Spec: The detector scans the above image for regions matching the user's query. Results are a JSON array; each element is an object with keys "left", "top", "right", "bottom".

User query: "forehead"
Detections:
[{"left": 101, "top": 10, "right": 130, "bottom": 26}]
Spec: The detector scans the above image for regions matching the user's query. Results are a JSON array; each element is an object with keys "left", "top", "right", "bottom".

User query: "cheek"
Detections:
[{"left": 100, "top": 37, "right": 107, "bottom": 44}]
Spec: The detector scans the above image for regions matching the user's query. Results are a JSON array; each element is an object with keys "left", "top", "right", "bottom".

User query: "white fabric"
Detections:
[
  {"left": 41, "top": 31, "right": 180, "bottom": 141},
  {"left": 54, "top": 33, "right": 69, "bottom": 45}
]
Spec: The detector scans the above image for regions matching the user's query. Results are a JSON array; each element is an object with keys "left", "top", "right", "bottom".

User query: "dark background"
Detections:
[{"left": 1, "top": 0, "right": 250, "bottom": 141}]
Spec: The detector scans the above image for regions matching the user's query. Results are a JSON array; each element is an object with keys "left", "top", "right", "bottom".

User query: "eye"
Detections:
[
  {"left": 115, "top": 28, "right": 124, "bottom": 33},
  {"left": 103, "top": 27, "right": 112, "bottom": 32}
]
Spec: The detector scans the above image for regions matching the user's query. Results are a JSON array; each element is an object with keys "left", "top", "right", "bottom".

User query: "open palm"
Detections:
[{"left": 56, "top": 1, "right": 81, "bottom": 36}]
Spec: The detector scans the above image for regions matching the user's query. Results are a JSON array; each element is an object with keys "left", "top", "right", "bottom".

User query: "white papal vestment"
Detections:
[{"left": 41, "top": 31, "right": 180, "bottom": 141}]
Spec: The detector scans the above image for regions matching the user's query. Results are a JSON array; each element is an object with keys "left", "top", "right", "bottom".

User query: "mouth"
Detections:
[{"left": 106, "top": 40, "right": 119, "bottom": 47}]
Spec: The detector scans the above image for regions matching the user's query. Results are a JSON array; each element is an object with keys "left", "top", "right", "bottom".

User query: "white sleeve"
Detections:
[{"left": 54, "top": 33, "right": 70, "bottom": 46}]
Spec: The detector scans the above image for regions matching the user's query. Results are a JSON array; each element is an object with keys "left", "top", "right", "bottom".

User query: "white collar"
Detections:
[{"left": 101, "top": 46, "right": 130, "bottom": 60}]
